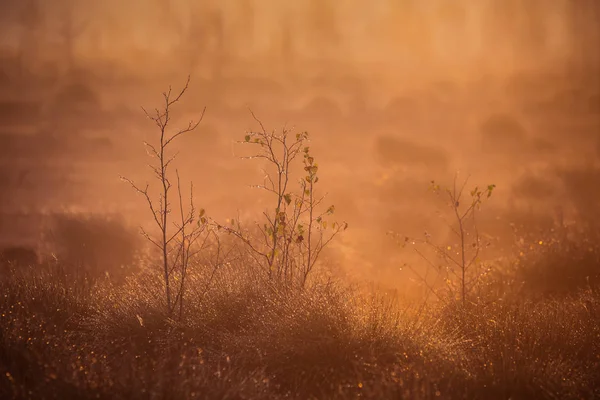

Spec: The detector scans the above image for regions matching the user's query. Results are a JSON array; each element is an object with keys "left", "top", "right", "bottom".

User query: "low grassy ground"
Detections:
[{"left": 1, "top": 245, "right": 599, "bottom": 400}]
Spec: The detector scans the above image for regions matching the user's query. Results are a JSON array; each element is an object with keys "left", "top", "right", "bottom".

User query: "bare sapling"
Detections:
[
  {"left": 393, "top": 174, "right": 495, "bottom": 305},
  {"left": 216, "top": 112, "right": 347, "bottom": 288},
  {"left": 121, "top": 76, "right": 208, "bottom": 317}
]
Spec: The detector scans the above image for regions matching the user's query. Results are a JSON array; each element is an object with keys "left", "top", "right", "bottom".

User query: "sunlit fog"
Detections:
[{"left": 1, "top": 1, "right": 599, "bottom": 398}]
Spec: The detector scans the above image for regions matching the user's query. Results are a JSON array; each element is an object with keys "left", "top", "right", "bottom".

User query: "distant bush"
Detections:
[
  {"left": 480, "top": 113, "right": 527, "bottom": 154},
  {"left": 493, "top": 165, "right": 600, "bottom": 297},
  {"left": 558, "top": 166, "right": 600, "bottom": 223},
  {"left": 0, "top": 246, "right": 38, "bottom": 267},
  {"left": 513, "top": 223, "right": 600, "bottom": 297},
  {"left": 50, "top": 82, "right": 101, "bottom": 116},
  {"left": 374, "top": 135, "right": 448, "bottom": 170},
  {"left": 41, "top": 212, "right": 141, "bottom": 283},
  {"left": 510, "top": 173, "right": 558, "bottom": 200}
]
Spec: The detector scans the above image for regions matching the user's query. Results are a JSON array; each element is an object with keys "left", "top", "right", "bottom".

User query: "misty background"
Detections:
[{"left": 0, "top": 0, "right": 599, "bottom": 287}]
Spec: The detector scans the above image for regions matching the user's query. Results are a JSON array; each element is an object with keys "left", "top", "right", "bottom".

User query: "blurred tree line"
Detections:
[{"left": 0, "top": 0, "right": 598, "bottom": 77}]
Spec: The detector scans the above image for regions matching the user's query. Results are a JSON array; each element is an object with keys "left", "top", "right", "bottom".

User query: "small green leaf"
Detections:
[
  {"left": 284, "top": 193, "right": 292, "bottom": 205},
  {"left": 244, "top": 135, "right": 250, "bottom": 142}
]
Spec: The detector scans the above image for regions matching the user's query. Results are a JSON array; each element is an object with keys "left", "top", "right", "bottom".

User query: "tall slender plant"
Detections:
[
  {"left": 121, "top": 76, "right": 208, "bottom": 316},
  {"left": 393, "top": 174, "right": 495, "bottom": 305}
]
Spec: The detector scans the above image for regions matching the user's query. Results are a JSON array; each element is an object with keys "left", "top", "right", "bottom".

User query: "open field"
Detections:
[{"left": 1, "top": 1, "right": 600, "bottom": 398}]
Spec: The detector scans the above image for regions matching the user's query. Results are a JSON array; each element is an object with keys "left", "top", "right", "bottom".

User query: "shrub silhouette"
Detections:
[
  {"left": 513, "top": 223, "right": 600, "bottom": 297},
  {"left": 375, "top": 135, "right": 448, "bottom": 170},
  {"left": 50, "top": 82, "right": 101, "bottom": 116},
  {"left": 0, "top": 246, "right": 38, "bottom": 267},
  {"left": 558, "top": 166, "right": 600, "bottom": 223},
  {"left": 510, "top": 173, "right": 557, "bottom": 200},
  {"left": 480, "top": 113, "right": 527, "bottom": 154},
  {"left": 42, "top": 212, "right": 140, "bottom": 282}
]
